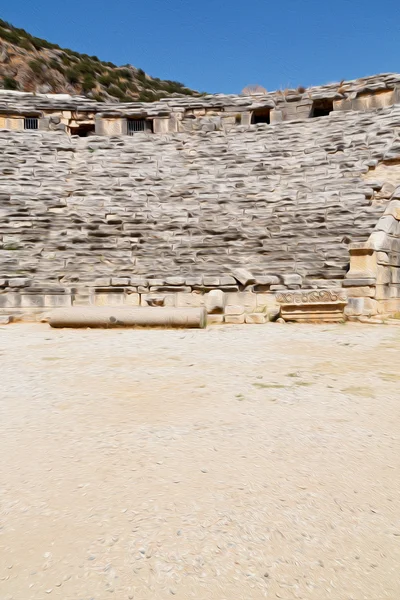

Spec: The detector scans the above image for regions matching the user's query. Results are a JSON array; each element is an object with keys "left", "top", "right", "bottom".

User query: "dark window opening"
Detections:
[
  {"left": 310, "top": 99, "right": 334, "bottom": 118},
  {"left": 24, "top": 117, "right": 38, "bottom": 130},
  {"left": 70, "top": 123, "right": 95, "bottom": 137},
  {"left": 127, "top": 118, "right": 153, "bottom": 134},
  {"left": 251, "top": 108, "right": 270, "bottom": 125}
]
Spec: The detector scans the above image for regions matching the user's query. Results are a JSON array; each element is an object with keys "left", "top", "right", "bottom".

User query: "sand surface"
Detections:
[{"left": 0, "top": 323, "right": 399, "bottom": 599}]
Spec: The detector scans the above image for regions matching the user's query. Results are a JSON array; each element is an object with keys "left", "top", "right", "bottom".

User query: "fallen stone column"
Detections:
[{"left": 49, "top": 307, "right": 207, "bottom": 329}]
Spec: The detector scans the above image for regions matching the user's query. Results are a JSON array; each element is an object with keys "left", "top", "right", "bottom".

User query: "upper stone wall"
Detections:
[
  {"left": 1, "top": 103, "right": 400, "bottom": 289},
  {"left": 1, "top": 72, "right": 400, "bottom": 138}
]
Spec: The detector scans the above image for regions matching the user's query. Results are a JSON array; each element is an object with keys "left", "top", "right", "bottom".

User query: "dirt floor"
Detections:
[{"left": 0, "top": 322, "right": 399, "bottom": 600}]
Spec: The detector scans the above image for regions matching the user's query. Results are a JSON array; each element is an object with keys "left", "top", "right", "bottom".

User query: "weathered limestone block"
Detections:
[
  {"left": 270, "top": 109, "right": 283, "bottom": 124},
  {"left": 9, "top": 278, "right": 31, "bottom": 288},
  {"left": 376, "top": 265, "right": 391, "bottom": 285},
  {"left": 224, "top": 314, "right": 245, "bottom": 324},
  {"left": 175, "top": 292, "right": 204, "bottom": 308},
  {"left": 245, "top": 313, "right": 267, "bottom": 324},
  {"left": 232, "top": 269, "right": 255, "bottom": 286},
  {"left": 225, "top": 292, "right": 257, "bottom": 312},
  {"left": 255, "top": 276, "right": 280, "bottom": 286},
  {"left": 153, "top": 117, "right": 170, "bottom": 134},
  {"left": 220, "top": 275, "right": 237, "bottom": 286},
  {"left": 207, "top": 314, "right": 224, "bottom": 325},
  {"left": 375, "top": 215, "right": 400, "bottom": 236},
  {"left": 0, "top": 293, "right": 20, "bottom": 308},
  {"left": 390, "top": 284, "right": 400, "bottom": 298},
  {"left": 281, "top": 274, "right": 302, "bottom": 287},
  {"left": 203, "top": 276, "right": 220, "bottom": 287},
  {"left": 345, "top": 286, "right": 375, "bottom": 298},
  {"left": 148, "top": 279, "right": 166, "bottom": 287},
  {"left": 94, "top": 277, "right": 111, "bottom": 286},
  {"left": 39, "top": 117, "right": 50, "bottom": 131},
  {"left": 124, "top": 293, "right": 140, "bottom": 305},
  {"left": 256, "top": 293, "right": 279, "bottom": 311},
  {"left": 383, "top": 200, "right": 400, "bottom": 220},
  {"left": 240, "top": 112, "right": 252, "bottom": 126},
  {"left": 5, "top": 116, "right": 23, "bottom": 130},
  {"left": 351, "top": 90, "right": 394, "bottom": 111},
  {"left": 165, "top": 276, "right": 186, "bottom": 286},
  {"left": 276, "top": 289, "right": 347, "bottom": 322},
  {"left": 345, "top": 297, "right": 365, "bottom": 316},
  {"left": 375, "top": 285, "right": 391, "bottom": 300},
  {"left": 185, "top": 276, "right": 203, "bottom": 287},
  {"left": 93, "top": 293, "right": 126, "bottom": 306},
  {"left": 131, "top": 277, "right": 148, "bottom": 287},
  {"left": 205, "top": 290, "right": 225, "bottom": 314},
  {"left": 44, "top": 294, "right": 72, "bottom": 307},
  {"left": 20, "top": 294, "right": 45, "bottom": 308},
  {"left": 342, "top": 278, "right": 376, "bottom": 286},
  {"left": 347, "top": 244, "right": 378, "bottom": 278},
  {"left": 368, "top": 231, "right": 392, "bottom": 252},
  {"left": 391, "top": 268, "right": 400, "bottom": 284},
  {"left": 225, "top": 305, "right": 245, "bottom": 315}
]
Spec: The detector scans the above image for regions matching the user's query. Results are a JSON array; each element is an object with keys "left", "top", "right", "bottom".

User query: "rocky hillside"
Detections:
[{"left": 0, "top": 19, "right": 200, "bottom": 102}]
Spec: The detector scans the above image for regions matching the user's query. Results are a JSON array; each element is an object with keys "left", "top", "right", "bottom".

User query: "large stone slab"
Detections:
[{"left": 275, "top": 289, "right": 348, "bottom": 322}]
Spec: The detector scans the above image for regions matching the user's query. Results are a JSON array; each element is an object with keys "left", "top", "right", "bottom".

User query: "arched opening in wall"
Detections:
[
  {"left": 70, "top": 123, "right": 95, "bottom": 137},
  {"left": 310, "top": 99, "right": 334, "bottom": 118},
  {"left": 127, "top": 118, "right": 154, "bottom": 134},
  {"left": 251, "top": 108, "right": 270, "bottom": 124}
]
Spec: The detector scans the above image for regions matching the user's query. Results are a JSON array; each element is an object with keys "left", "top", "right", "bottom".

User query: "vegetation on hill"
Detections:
[{"left": 0, "top": 19, "right": 201, "bottom": 101}]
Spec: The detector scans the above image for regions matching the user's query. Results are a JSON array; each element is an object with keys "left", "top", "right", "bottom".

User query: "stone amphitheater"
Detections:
[{"left": 1, "top": 72, "right": 400, "bottom": 324}]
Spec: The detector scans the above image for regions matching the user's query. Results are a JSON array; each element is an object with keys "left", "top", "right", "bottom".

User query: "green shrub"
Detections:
[
  {"left": 29, "top": 59, "right": 44, "bottom": 75},
  {"left": 138, "top": 90, "right": 156, "bottom": 102},
  {"left": 49, "top": 58, "right": 64, "bottom": 73},
  {"left": 82, "top": 74, "right": 95, "bottom": 92},
  {"left": 66, "top": 67, "right": 80, "bottom": 84},
  {"left": 125, "top": 81, "right": 139, "bottom": 93},
  {"left": 75, "top": 61, "right": 96, "bottom": 76},
  {"left": 108, "top": 84, "right": 125, "bottom": 99},
  {"left": 0, "top": 27, "right": 21, "bottom": 44},
  {"left": 98, "top": 71, "right": 119, "bottom": 86},
  {"left": 19, "top": 38, "right": 33, "bottom": 51},
  {"left": 98, "top": 74, "right": 112, "bottom": 87},
  {"left": 60, "top": 54, "right": 72, "bottom": 66},
  {"left": 119, "top": 68, "right": 132, "bottom": 80},
  {"left": 3, "top": 76, "right": 19, "bottom": 90}
]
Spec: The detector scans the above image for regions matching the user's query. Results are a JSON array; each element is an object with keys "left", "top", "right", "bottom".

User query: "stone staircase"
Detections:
[{"left": 1, "top": 105, "right": 400, "bottom": 290}]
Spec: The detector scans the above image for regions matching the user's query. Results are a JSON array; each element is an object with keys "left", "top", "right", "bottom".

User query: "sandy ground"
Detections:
[{"left": 0, "top": 322, "right": 399, "bottom": 600}]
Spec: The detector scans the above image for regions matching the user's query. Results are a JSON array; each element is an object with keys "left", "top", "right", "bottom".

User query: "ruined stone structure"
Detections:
[
  {"left": 1, "top": 73, "right": 400, "bottom": 323},
  {"left": 2, "top": 72, "right": 400, "bottom": 136}
]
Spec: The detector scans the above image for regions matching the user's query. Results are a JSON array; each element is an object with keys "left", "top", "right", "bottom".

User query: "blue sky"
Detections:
[{"left": 2, "top": 0, "right": 399, "bottom": 94}]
